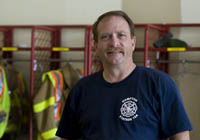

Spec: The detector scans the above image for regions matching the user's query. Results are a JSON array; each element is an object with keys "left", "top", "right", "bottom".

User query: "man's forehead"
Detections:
[
  {"left": 97, "top": 16, "right": 129, "bottom": 31},
  {"left": 99, "top": 15, "right": 126, "bottom": 24}
]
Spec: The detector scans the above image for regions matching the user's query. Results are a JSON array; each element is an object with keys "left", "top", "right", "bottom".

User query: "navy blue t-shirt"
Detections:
[{"left": 56, "top": 66, "right": 193, "bottom": 140}]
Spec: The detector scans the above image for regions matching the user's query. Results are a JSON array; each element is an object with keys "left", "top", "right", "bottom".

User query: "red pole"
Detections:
[
  {"left": 87, "top": 26, "right": 93, "bottom": 75},
  {"left": 51, "top": 28, "right": 61, "bottom": 69},
  {"left": 29, "top": 27, "right": 36, "bottom": 140},
  {"left": 3, "top": 28, "right": 13, "bottom": 63},
  {"left": 84, "top": 27, "right": 88, "bottom": 76}
]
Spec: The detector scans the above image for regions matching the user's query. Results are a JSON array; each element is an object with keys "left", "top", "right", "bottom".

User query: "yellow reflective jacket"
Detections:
[
  {"left": 33, "top": 63, "right": 80, "bottom": 140},
  {"left": 0, "top": 66, "right": 10, "bottom": 138}
]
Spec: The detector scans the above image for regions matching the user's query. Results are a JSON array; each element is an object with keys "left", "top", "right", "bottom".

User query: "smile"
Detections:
[{"left": 107, "top": 50, "right": 123, "bottom": 55}]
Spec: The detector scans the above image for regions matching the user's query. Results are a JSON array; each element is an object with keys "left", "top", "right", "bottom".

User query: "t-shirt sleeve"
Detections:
[
  {"left": 159, "top": 75, "right": 193, "bottom": 138},
  {"left": 56, "top": 88, "right": 82, "bottom": 139}
]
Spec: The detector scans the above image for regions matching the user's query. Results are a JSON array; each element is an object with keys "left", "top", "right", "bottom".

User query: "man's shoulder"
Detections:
[
  {"left": 68, "top": 71, "right": 102, "bottom": 99},
  {"left": 134, "top": 66, "right": 176, "bottom": 88},
  {"left": 75, "top": 71, "right": 102, "bottom": 86},
  {"left": 136, "top": 66, "right": 169, "bottom": 78}
]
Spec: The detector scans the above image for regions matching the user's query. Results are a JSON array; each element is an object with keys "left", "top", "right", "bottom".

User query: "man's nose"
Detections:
[{"left": 111, "top": 35, "right": 120, "bottom": 47}]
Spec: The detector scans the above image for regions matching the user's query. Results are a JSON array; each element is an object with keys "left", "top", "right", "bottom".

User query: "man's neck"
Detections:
[{"left": 103, "top": 63, "right": 136, "bottom": 83}]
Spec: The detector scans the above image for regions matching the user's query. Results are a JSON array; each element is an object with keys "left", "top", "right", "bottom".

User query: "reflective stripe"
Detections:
[
  {"left": 0, "top": 70, "right": 3, "bottom": 97},
  {"left": 41, "top": 128, "right": 57, "bottom": 139},
  {"left": 33, "top": 96, "right": 55, "bottom": 113},
  {"left": 41, "top": 73, "right": 48, "bottom": 83},
  {"left": 48, "top": 71, "right": 63, "bottom": 121},
  {"left": 55, "top": 71, "right": 63, "bottom": 120},
  {"left": 48, "top": 72, "right": 56, "bottom": 88}
]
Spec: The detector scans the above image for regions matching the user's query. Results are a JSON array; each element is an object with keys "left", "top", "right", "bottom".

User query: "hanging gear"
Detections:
[
  {"left": 165, "top": 38, "right": 188, "bottom": 47},
  {"left": 33, "top": 63, "right": 80, "bottom": 140},
  {"left": 0, "top": 63, "right": 29, "bottom": 139},
  {"left": 0, "top": 66, "right": 10, "bottom": 138},
  {"left": 153, "top": 32, "right": 173, "bottom": 48},
  {"left": 153, "top": 32, "right": 188, "bottom": 48}
]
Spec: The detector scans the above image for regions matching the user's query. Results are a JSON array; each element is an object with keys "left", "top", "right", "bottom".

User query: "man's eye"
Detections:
[
  {"left": 118, "top": 33, "right": 126, "bottom": 38},
  {"left": 101, "top": 34, "right": 110, "bottom": 40}
]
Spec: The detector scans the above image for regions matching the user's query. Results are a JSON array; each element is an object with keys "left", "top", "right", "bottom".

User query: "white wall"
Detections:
[
  {"left": 181, "top": 0, "right": 200, "bottom": 23},
  {"left": 122, "top": 0, "right": 181, "bottom": 24},
  {"left": 179, "top": 0, "right": 200, "bottom": 139},
  {"left": 0, "top": 0, "right": 121, "bottom": 25}
]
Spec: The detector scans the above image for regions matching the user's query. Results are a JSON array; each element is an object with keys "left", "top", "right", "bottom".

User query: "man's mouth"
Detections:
[
  {"left": 108, "top": 51, "right": 121, "bottom": 55},
  {"left": 107, "top": 48, "right": 124, "bottom": 55}
]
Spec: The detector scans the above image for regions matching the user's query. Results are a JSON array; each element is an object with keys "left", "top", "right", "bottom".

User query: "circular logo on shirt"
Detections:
[
  {"left": 119, "top": 97, "right": 138, "bottom": 121},
  {"left": 121, "top": 101, "right": 137, "bottom": 117}
]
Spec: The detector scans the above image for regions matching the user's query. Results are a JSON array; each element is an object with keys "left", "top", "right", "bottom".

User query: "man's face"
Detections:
[{"left": 94, "top": 16, "right": 136, "bottom": 67}]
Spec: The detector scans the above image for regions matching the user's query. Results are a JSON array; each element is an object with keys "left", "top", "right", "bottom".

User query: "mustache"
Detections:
[{"left": 106, "top": 47, "right": 124, "bottom": 52}]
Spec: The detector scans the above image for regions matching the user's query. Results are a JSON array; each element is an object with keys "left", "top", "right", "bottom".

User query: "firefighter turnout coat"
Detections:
[
  {"left": 0, "top": 66, "right": 10, "bottom": 138},
  {"left": 3, "top": 63, "right": 28, "bottom": 135},
  {"left": 33, "top": 63, "right": 80, "bottom": 140}
]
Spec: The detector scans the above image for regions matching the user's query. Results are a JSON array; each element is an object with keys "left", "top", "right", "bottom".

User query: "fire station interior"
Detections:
[{"left": 0, "top": 0, "right": 200, "bottom": 140}]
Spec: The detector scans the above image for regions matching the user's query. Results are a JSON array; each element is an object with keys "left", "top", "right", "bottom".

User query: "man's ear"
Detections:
[{"left": 131, "top": 36, "right": 136, "bottom": 51}]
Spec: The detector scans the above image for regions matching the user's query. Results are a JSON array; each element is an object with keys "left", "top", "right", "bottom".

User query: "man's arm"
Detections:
[{"left": 169, "top": 131, "right": 190, "bottom": 140}]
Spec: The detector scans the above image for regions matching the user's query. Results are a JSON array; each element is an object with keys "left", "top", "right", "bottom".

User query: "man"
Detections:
[{"left": 56, "top": 10, "right": 193, "bottom": 140}]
